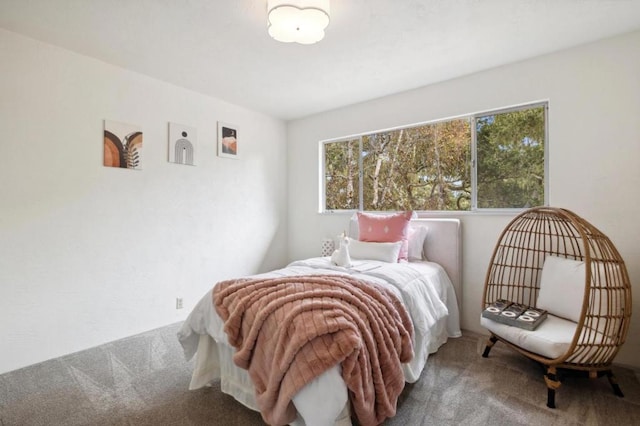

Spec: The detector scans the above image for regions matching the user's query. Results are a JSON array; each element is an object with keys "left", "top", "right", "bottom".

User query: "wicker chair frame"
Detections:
[{"left": 481, "top": 207, "right": 632, "bottom": 408}]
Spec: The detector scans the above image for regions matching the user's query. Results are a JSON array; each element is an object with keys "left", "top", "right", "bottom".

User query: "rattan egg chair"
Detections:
[{"left": 480, "top": 206, "right": 632, "bottom": 408}]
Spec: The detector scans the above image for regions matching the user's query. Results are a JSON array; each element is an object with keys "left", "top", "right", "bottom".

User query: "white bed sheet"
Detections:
[{"left": 178, "top": 257, "right": 461, "bottom": 425}]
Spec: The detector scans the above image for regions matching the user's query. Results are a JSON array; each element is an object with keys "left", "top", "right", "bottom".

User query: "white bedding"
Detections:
[{"left": 178, "top": 257, "right": 461, "bottom": 425}]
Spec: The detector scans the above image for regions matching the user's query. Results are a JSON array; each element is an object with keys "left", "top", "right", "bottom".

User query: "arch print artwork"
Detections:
[
  {"left": 103, "top": 120, "right": 143, "bottom": 170},
  {"left": 169, "top": 122, "right": 197, "bottom": 166}
]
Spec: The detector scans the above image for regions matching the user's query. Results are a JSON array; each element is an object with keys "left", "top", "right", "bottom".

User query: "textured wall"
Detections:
[{"left": 0, "top": 29, "right": 288, "bottom": 374}]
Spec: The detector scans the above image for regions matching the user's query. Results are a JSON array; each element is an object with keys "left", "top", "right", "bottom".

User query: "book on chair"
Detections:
[{"left": 482, "top": 299, "right": 548, "bottom": 330}]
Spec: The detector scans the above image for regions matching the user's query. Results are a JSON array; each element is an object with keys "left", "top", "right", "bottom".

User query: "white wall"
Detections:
[
  {"left": 0, "top": 29, "right": 288, "bottom": 374},
  {"left": 287, "top": 31, "right": 640, "bottom": 368}
]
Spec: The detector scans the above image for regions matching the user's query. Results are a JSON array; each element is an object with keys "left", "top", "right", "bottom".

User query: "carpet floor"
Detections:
[{"left": 1, "top": 323, "right": 639, "bottom": 425}]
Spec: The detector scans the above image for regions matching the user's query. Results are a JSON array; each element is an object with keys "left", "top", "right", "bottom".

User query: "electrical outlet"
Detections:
[{"left": 176, "top": 297, "right": 183, "bottom": 309}]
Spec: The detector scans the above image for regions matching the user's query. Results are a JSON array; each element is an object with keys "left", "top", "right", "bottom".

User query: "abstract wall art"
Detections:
[
  {"left": 217, "top": 121, "right": 238, "bottom": 159},
  {"left": 103, "top": 120, "right": 143, "bottom": 170},
  {"left": 169, "top": 122, "right": 197, "bottom": 166}
]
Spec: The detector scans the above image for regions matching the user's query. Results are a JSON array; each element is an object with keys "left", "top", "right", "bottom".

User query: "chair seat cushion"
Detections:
[
  {"left": 481, "top": 314, "right": 577, "bottom": 359},
  {"left": 536, "top": 256, "right": 586, "bottom": 322}
]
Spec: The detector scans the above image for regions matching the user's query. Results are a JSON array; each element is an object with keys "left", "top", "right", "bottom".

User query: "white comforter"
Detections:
[{"left": 178, "top": 257, "right": 461, "bottom": 425}]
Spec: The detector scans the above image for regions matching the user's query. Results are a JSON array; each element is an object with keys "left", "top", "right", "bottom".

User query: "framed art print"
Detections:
[
  {"left": 169, "top": 122, "right": 197, "bottom": 166},
  {"left": 217, "top": 121, "right": 238, "bottom": 159},
  {"left": 103, "top": 120, "right": 143, "bottom": 170}
]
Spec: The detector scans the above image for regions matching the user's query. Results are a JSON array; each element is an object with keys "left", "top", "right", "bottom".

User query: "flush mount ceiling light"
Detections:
[{"left": 267, "top": 0, "right": 330, "bottom": 45}]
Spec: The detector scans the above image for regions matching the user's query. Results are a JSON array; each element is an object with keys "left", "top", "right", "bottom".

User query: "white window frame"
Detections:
[{"left": 320, "top": 101, "right": 548, "bottom": 214}]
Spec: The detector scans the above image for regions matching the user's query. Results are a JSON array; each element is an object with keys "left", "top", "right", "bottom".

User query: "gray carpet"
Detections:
[{"left": 0, "top": 323, "right": 639, "bottom": 425}]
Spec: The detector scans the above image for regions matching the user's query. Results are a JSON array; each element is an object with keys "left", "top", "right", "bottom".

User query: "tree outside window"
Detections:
[{"left": 322, "top": 103, "right": 546, "bottom": 212}]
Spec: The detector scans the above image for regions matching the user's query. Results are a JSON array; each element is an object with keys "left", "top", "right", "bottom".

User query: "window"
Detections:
[
  {"left": 322, "top": 102, "right": 547, "bottom": 212},
  {"left": 475, "top": 106, "right": 546, "bottom": 209}
]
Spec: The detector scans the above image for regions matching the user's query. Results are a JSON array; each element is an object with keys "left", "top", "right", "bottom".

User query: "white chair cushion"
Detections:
[
  {"left": 481, "top": 314, "right": 577, "bottom": 359},
  {"left": 537, "top": 256, "right": 586, "bottom": 322}
]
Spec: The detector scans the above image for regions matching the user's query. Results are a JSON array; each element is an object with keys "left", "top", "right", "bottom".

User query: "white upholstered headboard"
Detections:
[{"left": 348, "top": 217, "right": 462, "bottom": 311}]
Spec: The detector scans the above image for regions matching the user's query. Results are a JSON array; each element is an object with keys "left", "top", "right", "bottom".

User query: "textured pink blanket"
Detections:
[{"left": 213, "top": 274, "right": 414, "bottom": 426}]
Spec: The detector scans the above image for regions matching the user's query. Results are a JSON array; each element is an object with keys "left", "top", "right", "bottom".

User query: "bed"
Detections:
[{"left": 178, "top": 217, "right": 462, "bottom": 425}]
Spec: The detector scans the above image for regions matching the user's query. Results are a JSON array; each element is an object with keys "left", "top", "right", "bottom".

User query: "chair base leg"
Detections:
[
  {"left": 605, "top": 370, "right": 625, "bottom": 398},
  {"left": 543, "top": 368, "right": 624, "bottom": 409},
  {"left": 544, "top": 367, "right": 561, "bottom": 409},
  {"left": 482, "top": 335, "right": 498, "bottom": 358},
  {"left": 546, "top": 388, "right": 556, "bottom": 409}
]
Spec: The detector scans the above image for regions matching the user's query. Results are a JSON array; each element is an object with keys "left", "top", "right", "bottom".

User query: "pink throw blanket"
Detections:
[{"left": 213, "top": 274, "right": 414, "bottom": 426}]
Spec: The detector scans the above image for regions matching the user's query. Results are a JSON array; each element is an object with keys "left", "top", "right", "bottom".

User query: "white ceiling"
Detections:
[{"left": 1, "top": 0, "right": 640, "bottom": 120}]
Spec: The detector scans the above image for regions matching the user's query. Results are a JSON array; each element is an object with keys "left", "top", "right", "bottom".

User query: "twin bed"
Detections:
[{"left": 178, "top": 217, "right": 462, "bottom": 425}]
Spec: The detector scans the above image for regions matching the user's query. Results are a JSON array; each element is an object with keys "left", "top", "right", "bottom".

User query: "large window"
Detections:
[{"left": 322, "top": 102, "right": 547, "bottom": 212}]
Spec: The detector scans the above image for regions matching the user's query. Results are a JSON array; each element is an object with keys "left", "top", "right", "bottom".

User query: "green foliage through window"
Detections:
[
  {"left": 324, "top": 139, "right": 360, "bottom": 210},
  {"left": 322, "top": 103, "right": 547, "bottom": 212},
  {"left": 476, "top": 107, "right": 545, "bottom": 209}
]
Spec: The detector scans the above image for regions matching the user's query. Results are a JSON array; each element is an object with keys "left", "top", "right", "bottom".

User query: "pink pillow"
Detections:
[{"left": 357, "top": 211, "right": 413, "bottom": 261}]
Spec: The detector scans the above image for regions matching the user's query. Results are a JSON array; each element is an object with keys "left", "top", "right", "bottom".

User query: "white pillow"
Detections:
[
  {"left": 408, "top": 226, "right": 428, "bottom": 261},
  {"left": 347, "top": 238, "right": 402, "bottom": 263},
  {"left": 348, "top": 212, "right": 360, "bottom": 239},
  {"left": 537, "top": 255, "right": 586, "bottom": 322}
]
